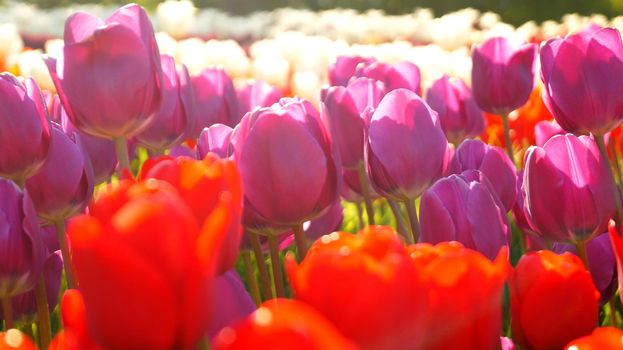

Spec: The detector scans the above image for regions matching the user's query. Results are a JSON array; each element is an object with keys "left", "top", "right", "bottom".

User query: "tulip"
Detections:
[
  {"left": 67, "top": 179, "right": 217, "bottom": 349},
  {"left": 139, "top": 154, "right": 243, "bottom": 275},
  {"left": 407, "top": 242, "right": 508, "bottom": 350},
  {"left": 419, "top": 170, "right": 510, "bottom": 260},
  {"left": 191, "top": 67, "right": 239, "bottom": 136},
  {"left": 45, "top": 4, "right": 162, "bottom": 140},
  {"left": 197, "top": 124, "right": 233, "bottom": 159},
  {"left": 48, "top": 289, "right": 101, "bottom": 350},
  {"left": 512, "top": 170, "right": 541, "bottom": 241},
  {"left": 0, "top": 329, "right": 36, "bottom": 350},
  {"left": 212, "top": 299, "right": 358, "bottom": 350},
  {"left": 0, "top": 74, "right": 51, "bottom": 184},
  {"left": 328, "top": 55, "right": 375, "bottom": 87},
  {"left": 236, "top": 79, "right": 282, "bottom": 121},
  {"left": 449, "top": 139, "right": 516, "bottom": 211},
  {"left": 564, "top": 327, "right": 623, "bottom": 349},
  {"left": 523, "top": 134, "right": 615, "bottom": 242},
  {"left": 207, "top": 270, "right": 256, "bottom": 338},
  {"left": 510, "top": 250, "right": 599, "bottom": 350},
  {"left": 169, "top": 144, "right": 196, "bottom": 158},
  {"left": 501, "top": 337, "right": 516, "bottom": 350},
  {"left": 425, "top": 74, "right": 484, "bottom": 145},
  {"left": 540, "top": 25, "right": 623, "bottom": 136},
  {"left": 534, "top": 119, "right": 565, "bottom": 147},
  {"left": 356, "top": 60, "right": 421, "bottom": 94},
  {"left": 287, "top": 226, "right": 426, "bottom": 350},
  {"left": 135, "top": 55, "right": 196, "bottom": 152}
]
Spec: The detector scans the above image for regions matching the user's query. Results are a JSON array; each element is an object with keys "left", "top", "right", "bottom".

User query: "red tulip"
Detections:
[
  {"left": 0, "top": 330, "right": 36, "bottom": 350},
  {"left": 564, "top": 327, "right": 623, "bottom": 349}
]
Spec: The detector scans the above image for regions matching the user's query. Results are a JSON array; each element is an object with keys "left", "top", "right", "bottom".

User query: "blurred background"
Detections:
[{"left": 20, "top": 0, "right": 623, "bottom": 25}]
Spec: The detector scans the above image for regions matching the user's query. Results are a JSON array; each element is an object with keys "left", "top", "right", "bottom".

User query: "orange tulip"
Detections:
[
  {"left": 48, "top": 290, "right": 103, "bottom": 350},
  {"left": 564, "top": 327, "right": 623, "bottom": 349},
  {"left": 139, "top": 154, "right": 243, "bottom": 274},
  {"left": 212, "top": 299, "right": 358, "bottom": 350},
  {"left": 510, "top": 250, "right": 599, "bottom": 350}
]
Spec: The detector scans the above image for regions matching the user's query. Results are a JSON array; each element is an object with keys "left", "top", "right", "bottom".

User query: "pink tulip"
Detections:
[
  {"left": 197, "top": 124, "right": 233, "bottom": 159},
  {"left": 191, "top": 67, "right": 239, "bottom": 137},
  {"left": 328, "top": 55, "right": 375, "bottom": 86},
  {"left": 356, "top": 60, "right": 421, "bottom": 94},
  {"left": 534, "top": 120, "right": 565, "bottom": 147},
  {"left": 236, "top": 80, "right": 282, "bottom": 121}
]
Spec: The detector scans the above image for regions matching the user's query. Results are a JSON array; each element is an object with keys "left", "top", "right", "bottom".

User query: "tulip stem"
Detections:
[
  {"left": 610, "top": 297, "right": 619, "bottom": 327},
  {"left": 574, "top": 240, "right": 590, "bottom": 270},
  {"left": 404, "top": 199, "right": 420, "bottom": 243},
  {"left": 609, "top": 140, "right": 623, "bottom": 186},
  {"left": 1, "top": 297, "right": 12, "bottom": 329},
  {"left": 55, "top": 219, "right": 76, "bottom": 289},
  {"left": 12, "top": 177, "right": 25, "bottom": 190},
  {"left": 35, "top": 277, "right": 51, "bottom": 349},
  {"left": 292, "top": 223, "right": 308, "bottom": 260},
  {"left": 500, "top": 113, "right": 515, "bottom": 165},
  {"left": 267, "top": 235, "right": 285, "bottom": 298},
  {"left": 595, "top": 134, "right": 623, "bottom": 226},
  {"left": 248, "top": 230, "right": 273, "bottom": 300},
  {"left": 355, "top": 201, "right": 365, "bottom": 230},
  {"left": 241, "top": 250, "right": 261, "bottom": 306},
  {"left": 113, "top": 137, "right": 131, "bottom": 177},
  {"left": 357, "top": 163, "right": 375, "bottom": 225},
  {"left": 388, "top": 199, "right": 412, "bottom": 244}
]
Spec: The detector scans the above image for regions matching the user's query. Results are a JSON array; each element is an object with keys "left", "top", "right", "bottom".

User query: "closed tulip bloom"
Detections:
[
  {"left": 67, "top": 179, "right": 217, "bottom": 349},
  {"left": 0, "top": 74, "right": 51, "bottom": 182},
  {"left": 236, "top": 80, "right": 282, "bottom": 121},
  {"left": 512, "top": 170, "right": 540, "bottom": 238},
  {"left": 231, "top": 97, "right": 339, "bottom": 227},
  {"left": 367, "top": 88, "right": 450, "bottom": 201},
  {"left": 419, "top": 170, "right": 510, "bottom": 260},
  {"left": 472, "top": 37, "right": 537, "bottom": 115},
  {"left": 135, "top": 55, "right": 196, "bottom": 151},
  {"left": 45, "top": 4, "right": 163, "bottom": 139},
  {"left": 26, "top": 125, "right": 94, "bottom": 223},
  {"left": 328, "top": 55, "right": 375, "bottom": 87},
  {"left": 510, "top": 250, "right": 599, "bottom": 350},
  {"left": 540, "top": 25, "right": 623, "bottom": 135},
  {"left": 449, "top": 139, "right": 516, "bottom": 211},
  {"left": 356, "top": 60, "right": 421, "bottom": 94},
  {"left": 564, "top": 327, "right": 623, "bottom": 349},
  {"left": 0, "top": 179, "right": 46, "bottom": 297},
  {"left": 191, "top": 67, "right": 239, "bottom": 136},
  {"left": 197, "top": 124, "right": 233, "bottom": 159},
  {"left": 534, "top": 120, "right": 565, "bottom": 147},
  {"left": 207, "top": 270, "right": 256, "bottom": 338},
  {"left": 213, "top": 299, "right": 358, "bottom": 350},
  {"left": 0, "top": 330, "right": 36, "bottom": 350},
  {"left": 48, "top": 289, "right": 103, "bottom": 350},
  {"left": 425, "top": 74, "right": 484, "bottom": 145},
  {"left": 523, "top": 134, "right": 615, "bottom": 242}
]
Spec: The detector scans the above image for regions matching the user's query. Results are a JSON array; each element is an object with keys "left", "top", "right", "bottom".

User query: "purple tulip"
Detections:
[
  {"left": 191, "top": 67, "right": 239, "bottom": 137},
  {"left": 425, "top": 74, "right": 484, "bottom": 145},
  {"left": 197, "top": 124, "right": 233, "bottom": 159},
  {"left": 540, "top": 25, "right": 623, "bottom": 135},
  {"left": 449, "top": 139, "right": 516, "bottom": 211},
  {"left": 169, "top": 144, "right": 197, "bottom": 159},
  {"left": 340, "top": 167, "right": 379, "bottom": 202},
  {"left": 207, "top": 270, "right": 256, "bottom": 339},
  {"left": 236, "top": 80, "right": 282, "bottom": 121},
  {"left": 45, "top": 4, "right": 163, "bottom": 139},
  {"left": 419, "top": 170, "right": 510, "bottom": 260},
  {"left": 512, "top": 170, "right": 540, "bottom": 239},
  {"left": 303, "top": 199, "right": 344, "bottom": 242},
  {"left": 328, "top": 55, "right": 375, "bottom": 87},
  {"left": 135, "top": 55, "right": 196, "bottom": 151},
  {"left": 367, "top": 88, "right": 450, "bottom": 201},
  {"left": 356, "top": 60, "right": 421, "bottom": 94},
  {"left": 0, "top": 179, "right": 46, "bottom": 297},
  {"left": 534, "top": 120, "right": 565, "bottom": 147},
  {"left": 0, "top": 74, "right": 51, "bottom": 182},
  {"left": 25, "top": 125, "right": 94, "bottom": 223},
  {"left": 471, "top": 37, "right": 537, "bottom": 115},
  {"left": 553, "top": 232, "right": 617, "bottom": 304},
  {"left": 231, "top": 97, "right": 339, "bottom": 227},
  {"left": 523, "top": 134, "right": 615, "bottom": 242}
]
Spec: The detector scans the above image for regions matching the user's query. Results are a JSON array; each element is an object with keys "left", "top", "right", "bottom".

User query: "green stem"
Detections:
[
  {"left": 55, "top": 220, "right": 76, "bottom": 289},
  {"left": 388, "top": 199, "right": 412, "bottom": 244},
  {"left": 35, "top": 277, "right": 51, "bottom": 349},
  {"left": 2, "top": 297, "right": 12, "bottom": 329},
  {"left": 357, "top": 163, "right": 375, "bottom": 225},
  {"left": 241, "top": 250, "right": 261, "bottom": 306},
  {"left": 595, "top": 134, "right": 623, "bottom": 226},
  {"left": 113, "top": 137, "right": 131, "bottom": 176},
  {"left": 247, "top": 230, "right": 273, "bottom": 300},
  {"left": 267, "top": 235, "right": 285, "bottom": 298},
  {"left": 292, "top": 223, "right": 308, "bottom": 260},
  {"left": 404, "top": 199, "right": 420, "bottom": 243},
  {"left": 500, "top": 113, "right": 515, "bottom": 166},
  {"left": 355, "top": 201, "right": 365, "bottom": 231},
  {"left": 610, "top": 297, "right": 619, "bottom": 327}
]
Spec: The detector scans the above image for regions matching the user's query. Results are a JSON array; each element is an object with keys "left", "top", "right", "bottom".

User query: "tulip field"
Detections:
[{"left": 4, "top": 1, "right": 623, "bottom": 349}]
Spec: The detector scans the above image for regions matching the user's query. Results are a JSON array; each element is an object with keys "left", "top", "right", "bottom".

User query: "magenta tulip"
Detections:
[
  {"left": 328, "top": 55, "right": 375, "bottom": 87},
  {"left": 471, "top": 37, "right": 537, "bottom": 115},
  {"left": 425, "top": 74, "right": 484, "bottom": 145},
  {"left": 540, "top": 25, "right": 623, "bottom": 135},
  {"left": 356, "top": 60, "right": 421, "bottom": 94},
  {"left": 419, "top": 170, "right": 510, "bottom": 260},
  {"left": 534, "top": 120, "right": 565, "bottom": 147},
  {"left": 0, "top": 74, "right": 51, "bottom": 183},
  {"left": 523, "top": 134, "right": 615, "bottom": 242},
  {"left": 45, "top": 4, "right": 163, "bottom": 139},
  {"left": 449, "top": 139, "right": 516, "bottom": 211},
  {"left": 191, "top": 67, "right": 239, "bottom": 137},
  {"left": 367, "top": 88, "right": 450, "bottom": 201},
  {"left": 236, "top": 80, "right": 282, "bottom": 121},
  {"left": 207, "top": 270, "right": 256, "bottom": 339},
  {"left": 197, "top": 124, "right": 233, "bottom": 159},
  {"left": 231, "top": 97, "right": 339, "bottom": 227},
  {"left": 135, "top": 55, "right": 196, "bottom": 151},
  {"left": 512, "top": 170, "right": 540, "bottom": 238}
]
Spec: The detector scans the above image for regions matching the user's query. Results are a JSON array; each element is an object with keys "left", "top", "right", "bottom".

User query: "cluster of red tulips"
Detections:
[{"left": 3, "top": 3, "right": 623, "bottom": 349}]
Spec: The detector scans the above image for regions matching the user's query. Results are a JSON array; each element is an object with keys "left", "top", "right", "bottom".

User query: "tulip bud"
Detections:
[
  {"left": 564, "top": 327, "right": 623, "bottom": 349},
  {"left": 197, "top": 124, "right": 233, "bottom": 159},
  {"left": 207, "top": 270, "right": 256, "bottom": 338},
  {"left": 471, "top": 36, "right": 537, "bottom": 115},
  {"left": 328, "top": 55, "right": 375, "bottom": 87},
  {"left": 356, "top": 60, "right": 421, "bottom": 94},
  {"left": 191, "top": 67, "right": 239, "bottom": 137},
  {"left": 236, "top": 80, "right": 282, "bottom": 121},
  {"left": 534, "top": 119, "right": 565, "bottom": 147}
]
